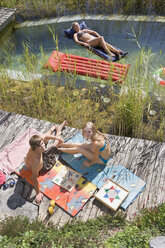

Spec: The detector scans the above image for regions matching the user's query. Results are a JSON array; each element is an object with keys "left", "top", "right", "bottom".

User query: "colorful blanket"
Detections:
[
  {"left": 15, "top": 161, "right": 97, "bottom": 216},
  {"left": 60, "top": 131, "right": 146, "bottom": 210}
]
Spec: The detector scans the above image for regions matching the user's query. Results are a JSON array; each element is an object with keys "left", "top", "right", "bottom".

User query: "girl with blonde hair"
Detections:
[{"left": 58, "top": 122, "right": 111, "bottom": 167}]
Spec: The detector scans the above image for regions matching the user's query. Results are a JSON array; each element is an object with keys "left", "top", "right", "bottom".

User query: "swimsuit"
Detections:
[
  {"left": 99, "top": 155, "right": 110, "bottom": 164},
  {"left": 99, "top": 139, "right": 111, "bottom": 164},
  {"left": 77, "top": 31, "right": 87, "bottom": 40},
  {"left": 100, "top": 139, "right": 106, "bottom": 152}
]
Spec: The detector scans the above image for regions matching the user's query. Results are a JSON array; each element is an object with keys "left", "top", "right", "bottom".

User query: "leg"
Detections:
[
  {"left": 52, "top": 120, "right": 67, "bottom": 147},
  {"left": 43, "top": 120, "right": 67, "bottom": 145},
  {"left": 58, "top": 142, "right": 83, "bottom": 148},
  {"left": 58, "top": 143, "right": 94, "bottom": 161},
  {"left": 88, "top": 36, "right": 115, "bottom": 57},
  {"left": 106, "top": 42, "right": 121, "bottom": 54},
  {"left": 55, "top": 120, "right": 67, "bottom": 137},
  {"left": 42, "top": 125, "right": 57, "bottom": 146},
  {"left": 106, "top": 42, "right": 128, "bottom": 58},
  {"left": 43, "top": 125, "right": 56, "bottom": 137}
]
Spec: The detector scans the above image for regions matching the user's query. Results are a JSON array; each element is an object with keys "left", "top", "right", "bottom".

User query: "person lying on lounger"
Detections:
[
  {"left": 58, "top": 121, "right": 111, "bottom": 167},
  {"left": 25, "top": 121, "right": 67, "bottom": 204},
  {"left": 71, "top": 22, "right": 126, "bottom": 59}
]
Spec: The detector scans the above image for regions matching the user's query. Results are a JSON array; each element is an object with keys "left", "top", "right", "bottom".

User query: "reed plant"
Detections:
[
  {"left": 0, "top": 27, "right": 164, "bottom": 142},
  {"left": 0, "top": 0, "right": 164, "bottom": 19}
]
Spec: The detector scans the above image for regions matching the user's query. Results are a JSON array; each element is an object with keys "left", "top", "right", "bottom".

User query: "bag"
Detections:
[{"left": 0, "top": 171, "right": 6, "bottom": 185}]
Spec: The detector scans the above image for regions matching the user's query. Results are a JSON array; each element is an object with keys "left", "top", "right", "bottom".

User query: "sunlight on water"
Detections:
[{"left": 0, "top": 15, "right": 165, "bottom": 84}]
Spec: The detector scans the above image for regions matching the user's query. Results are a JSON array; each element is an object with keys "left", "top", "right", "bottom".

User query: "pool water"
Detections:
[{"left": 0, "top": 18, "right": 165, "bottom": 78}]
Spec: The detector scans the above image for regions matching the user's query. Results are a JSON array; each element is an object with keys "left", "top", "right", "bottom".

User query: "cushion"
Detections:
[{"left": 64, "top": 21, "right": 88, "bottom": 39}]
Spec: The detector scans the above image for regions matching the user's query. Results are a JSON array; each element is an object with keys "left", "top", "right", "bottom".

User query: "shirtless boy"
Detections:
[{"left": 25, "top": 121, "right": 67, "bottom": 204}]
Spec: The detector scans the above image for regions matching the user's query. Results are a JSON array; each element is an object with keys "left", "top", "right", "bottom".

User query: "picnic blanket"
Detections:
[
  {"left": 0, "top": 128, "right": 41, "bottom": 175},
  {"left": 15, "top": 161, "right": 97, "bottom": 216},
  {"left": 60, "top": 131, "right": 146, "bottom": 210}
]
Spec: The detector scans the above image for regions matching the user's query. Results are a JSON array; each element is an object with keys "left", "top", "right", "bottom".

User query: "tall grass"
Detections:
[
  {"left": 0, "top": 0, "right": 164, "bottom": 19},
  {"left": 0, "top": 27, "right": 164, "bottom": 142},
  {"left": 112, "top": 88, "right": 147, "bottom": 137}
]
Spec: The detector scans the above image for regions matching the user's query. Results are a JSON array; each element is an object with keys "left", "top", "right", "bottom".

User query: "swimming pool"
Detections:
[{"left": 0, "top": 16, "right": 165, "bottom": 81}]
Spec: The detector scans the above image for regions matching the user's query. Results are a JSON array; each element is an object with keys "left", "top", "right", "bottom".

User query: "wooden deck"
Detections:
[
  {"left": 0, "top": 7, "right": 16, "bottom": 33},
  {"left": 0, "top": 110, "right": 164, "bottom": 227}
]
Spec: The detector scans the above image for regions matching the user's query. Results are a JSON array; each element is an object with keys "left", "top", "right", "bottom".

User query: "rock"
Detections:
[
  {"left": 149, "top": 110, "right": 157, "bottom": 116},
  {"left": 149, "top": 236, "right": 165, "bottom": 248}
]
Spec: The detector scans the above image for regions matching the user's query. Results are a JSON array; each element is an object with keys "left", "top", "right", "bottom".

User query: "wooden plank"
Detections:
[
  {"left": 88, "top": 198, "right": 100, "bottom": 220},
  {"left": 58, "top": 210, "right": 72, "bottom": 228},
  {"left": 38, "top": 197, "right": 50, "bottom": 221},
  {"left": 149, "top": 142, "right": 165, "bottom": 207},
  {"left": 108, "top": 135, "right": 136, "bottom": 167},
  {"left": 81, "top": 197, "right": 96, "bottom": 222},
  {"left": 126, "top": 141, "right": 158, "bottom": 219},
  {"left": 0, "top": 8, "right": 16, "bottom": 32},
  {"left": 0, "top": 110, "right": 165, "bottom": 225},
  {"left": 74, "top": 200, "right": 87, "bottom": 222},
  {"left": 48, "top": 206, "right": 66, "bottom": 227}
]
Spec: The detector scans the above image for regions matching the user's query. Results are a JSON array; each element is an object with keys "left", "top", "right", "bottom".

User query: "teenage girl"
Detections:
[{"left": 58, "top": 122, "right": 111, "bottom": 167}]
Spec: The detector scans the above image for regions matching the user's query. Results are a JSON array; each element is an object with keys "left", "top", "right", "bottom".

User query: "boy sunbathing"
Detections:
[{"left": 25, "top": 121, "right": 67, "bottom": 204}]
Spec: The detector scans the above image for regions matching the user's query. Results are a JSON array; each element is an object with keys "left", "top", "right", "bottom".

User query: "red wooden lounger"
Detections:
[{"left": 45, "top": 51, "right": 130, "bottom": 83}]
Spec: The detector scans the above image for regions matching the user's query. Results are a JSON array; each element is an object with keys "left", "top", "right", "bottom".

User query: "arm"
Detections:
[
  {"left": 83, "top": 141, "right": 100, "bottom": 166},
  {"left": 73, "top": 33, "right": 89, "bottom": 48},
  {"left": 85, "top": 29, "right": 100, "bottom": 37}
]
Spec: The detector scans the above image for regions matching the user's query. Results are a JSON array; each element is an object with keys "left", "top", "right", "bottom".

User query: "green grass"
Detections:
[
  {"left": 0, "top": 204, "right": 164, "bottom": 248},
  {"left": 0, "top": 40, "right": 164, "bottom": 142},
  {"left": 104, "top": 204, "right": 165, "bottom": 248},
  {"left": 0, "top": 5, "right": 164, "bottom": 144},
  {"left": 0, "top": 0, "right": 165, "bottom": 19},
  {"left": 0, "top": 6, "right": 164, "bottom": 143}
]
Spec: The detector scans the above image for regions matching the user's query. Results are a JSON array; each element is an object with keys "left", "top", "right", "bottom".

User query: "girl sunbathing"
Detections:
[{"left": 71, "top": 22, "right": 126, "bottom": 59}]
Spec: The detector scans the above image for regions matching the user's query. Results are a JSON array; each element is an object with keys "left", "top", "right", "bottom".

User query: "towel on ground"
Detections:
[{"left": 0, "top": 128, "right": 41, "bottom": 174}]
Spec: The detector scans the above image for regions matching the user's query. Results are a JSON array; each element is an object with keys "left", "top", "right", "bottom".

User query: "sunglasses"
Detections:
[{"left": 2, "top": 178, "right": 16, "bottom": 190}]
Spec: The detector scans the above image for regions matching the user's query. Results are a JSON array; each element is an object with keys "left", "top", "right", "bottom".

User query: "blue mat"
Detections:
[{"left": 60, "top": 131, "right": 146, "bottom": 210}]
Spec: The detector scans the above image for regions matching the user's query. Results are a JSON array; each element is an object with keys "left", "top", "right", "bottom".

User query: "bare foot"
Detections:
[
  {"left": 59, "top": 120, "right": 67, "bottom": 131},
  {"left": 35, "top": 192, "right": 44, "bottom": 205},
  {"left": 49, "top": 125, "right": 57, "bottom": 134},
  {"left": 54, "top": 120, "right": 67, "bottom": 133}
]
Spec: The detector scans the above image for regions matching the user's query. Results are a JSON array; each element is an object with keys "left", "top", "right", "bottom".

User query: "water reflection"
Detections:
[{"left": 0, "top": 17, "right": 165, "bottom": 74}]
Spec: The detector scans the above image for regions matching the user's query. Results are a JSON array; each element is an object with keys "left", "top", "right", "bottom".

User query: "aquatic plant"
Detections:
[
  {"left": 0, "top": 25, "right": 164, "bottom": 142},
  {"left": 0, "top": 0, "right": 165, "bottom": 20}
]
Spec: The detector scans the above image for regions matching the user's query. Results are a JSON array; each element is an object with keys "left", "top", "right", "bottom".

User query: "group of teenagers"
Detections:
[
  {"left": 25, "top": 121, "right": 111, "bottom": 204},
  {"left": 25, "top": 21, "right": 123, "bottom": 204}
]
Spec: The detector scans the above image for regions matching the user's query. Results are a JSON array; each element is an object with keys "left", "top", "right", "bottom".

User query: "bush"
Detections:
[{"left": 104, "top": 225, "right": 152, "bottom": 248}]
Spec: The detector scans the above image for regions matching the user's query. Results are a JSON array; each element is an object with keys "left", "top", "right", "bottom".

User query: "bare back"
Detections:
[{"left": 25, "top": 149, "right": 43, "bottom": 175}]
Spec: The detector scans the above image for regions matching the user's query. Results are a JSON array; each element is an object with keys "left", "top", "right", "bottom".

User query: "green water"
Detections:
[{"left": 0, "top": 17, "right": 165, "bottom": 80}]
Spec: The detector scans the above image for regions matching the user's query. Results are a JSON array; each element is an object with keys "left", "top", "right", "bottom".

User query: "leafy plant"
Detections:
[
  {"left": 104, "top": 225, "right": 151, "bottom": 248},
  {"left": 0, "top": 204, "right": 164, "bottom": 248}
]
